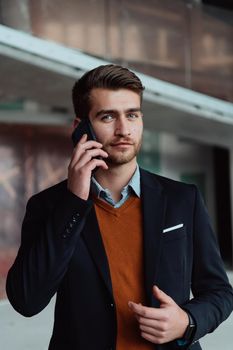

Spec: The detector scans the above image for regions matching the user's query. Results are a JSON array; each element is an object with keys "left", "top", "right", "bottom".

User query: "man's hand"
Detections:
[
  {"left": 67, "top": 134, "right": 108, "bottom": 200},
  {"left": 128, "top": 285, "right": 189, "bottom": 344}
]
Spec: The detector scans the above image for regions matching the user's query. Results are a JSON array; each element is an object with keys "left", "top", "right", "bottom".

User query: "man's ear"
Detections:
[{"left": 73, "top": 117, "right": 81, "bottom": 129}]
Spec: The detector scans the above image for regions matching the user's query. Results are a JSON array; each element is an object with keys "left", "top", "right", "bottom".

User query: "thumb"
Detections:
[{"left": 153, "top": 285, "right": 174, "bottom": 306}]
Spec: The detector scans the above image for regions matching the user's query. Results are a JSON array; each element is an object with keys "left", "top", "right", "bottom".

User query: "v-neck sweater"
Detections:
[{"left": 94, "top": 195, "right": 154, "bottom": 350}]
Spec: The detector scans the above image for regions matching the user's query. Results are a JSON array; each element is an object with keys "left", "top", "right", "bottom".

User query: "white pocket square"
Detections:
[{"left": 163, "top": 223, "right": 184, "bottom": 233}]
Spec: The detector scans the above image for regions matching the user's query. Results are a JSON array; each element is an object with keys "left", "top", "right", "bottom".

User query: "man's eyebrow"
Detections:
[
  {"left": 126, "top": 108, "right": 142, "bottom": 113},
  {"left": 95, "top": 108, "right": 142, "bottom": 118},
  {"left": 95, "top": 109, "right": 116, "bottom": 118}
]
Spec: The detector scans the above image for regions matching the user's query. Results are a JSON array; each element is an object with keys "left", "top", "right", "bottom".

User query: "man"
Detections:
[{"left": 6, "top": 65, "right": 233, "bottom": 350}]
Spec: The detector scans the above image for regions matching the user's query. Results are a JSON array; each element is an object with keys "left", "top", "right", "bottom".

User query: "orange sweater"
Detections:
[{"left": 94, "top": 195, "right": 154, "bottom": 350}]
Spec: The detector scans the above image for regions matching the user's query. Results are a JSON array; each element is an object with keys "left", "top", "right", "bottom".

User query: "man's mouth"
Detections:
[
  {"left": 110, "top": 139, "right": 134, "bottom": 146},
  {"left": 111, "top": 142, "right": 133, "bottom": 146}
]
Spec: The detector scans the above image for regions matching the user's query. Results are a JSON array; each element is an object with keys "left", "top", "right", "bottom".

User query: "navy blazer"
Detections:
[{"left": 6, "top": 168, "right": 233, "bottom": 350}]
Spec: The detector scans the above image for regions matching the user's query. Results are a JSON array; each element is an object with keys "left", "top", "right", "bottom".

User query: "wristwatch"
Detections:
[{"left": 182, "top": 312, "right": 196, "bottom": 342}]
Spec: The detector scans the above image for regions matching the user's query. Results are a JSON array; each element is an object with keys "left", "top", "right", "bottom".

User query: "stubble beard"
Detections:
[{"left": 102, "top": 137, "right": 142, "bottom": 165}]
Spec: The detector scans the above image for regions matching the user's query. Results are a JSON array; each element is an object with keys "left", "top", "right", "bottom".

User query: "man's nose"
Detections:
[{"left": 114, "top": 116, "right": 131, "bottom": 136}]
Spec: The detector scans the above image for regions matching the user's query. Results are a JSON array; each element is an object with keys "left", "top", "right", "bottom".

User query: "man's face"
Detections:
[{"left": 88, "top": 88, "right": 143, "bottom": 166}]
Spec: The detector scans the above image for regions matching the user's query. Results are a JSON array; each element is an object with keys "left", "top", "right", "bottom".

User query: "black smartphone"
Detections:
[{"left": 72, "top": 118, "right": 97, "bottom": 147}]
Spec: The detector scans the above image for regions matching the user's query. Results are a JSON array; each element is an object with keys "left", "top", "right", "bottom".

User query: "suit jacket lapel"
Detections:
[
  {"left": 140, "top": 169, "right": 167, "bottom": 305},
  {"left": 82, "top": 205, "right": 113, "bottom": 299}
]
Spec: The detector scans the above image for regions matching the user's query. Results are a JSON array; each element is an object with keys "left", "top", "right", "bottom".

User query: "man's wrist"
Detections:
[{"left": 178, "top": 311, "right": 196, "bottom": 345}]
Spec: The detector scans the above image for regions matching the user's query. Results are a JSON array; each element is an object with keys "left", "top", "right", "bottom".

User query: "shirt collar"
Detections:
[
  {"left": 91, "top": 164, "right": 141, "bottom": 200},
  {"left": 126, "top": 164, "right": 140, "bottom": 197}
]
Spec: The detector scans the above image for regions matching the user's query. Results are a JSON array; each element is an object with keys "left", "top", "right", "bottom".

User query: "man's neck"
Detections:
[{"left": 94, "top": 160, "right": 137, "bottom": 202}]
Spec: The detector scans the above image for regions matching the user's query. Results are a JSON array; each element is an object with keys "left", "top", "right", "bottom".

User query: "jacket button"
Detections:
[
  {"left": 110, "top": 303, "right": 114, "bottom": 307},
  {"left": 62, "top": 234, "right": 67, "bottom": 239}
]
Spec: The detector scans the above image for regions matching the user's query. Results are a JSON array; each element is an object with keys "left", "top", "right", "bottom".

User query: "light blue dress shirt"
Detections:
[{"left": 91, "top": 164, "right": 141, "bottom": 208}]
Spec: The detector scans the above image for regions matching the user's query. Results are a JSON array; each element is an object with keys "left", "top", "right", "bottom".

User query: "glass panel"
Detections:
[
  {"left": 110, "top": 0, "right": 188, "bottom": 88},
  {"left": 29, "top": 0, "right": 107, "bottom": 57},
  {"left": 190, "top": 5, "right": 233, "bottom": 101}
]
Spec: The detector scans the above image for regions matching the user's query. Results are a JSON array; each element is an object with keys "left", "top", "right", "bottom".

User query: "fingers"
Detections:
[
  {"left": 152, "top": 285, "right": 174, "bottom": 306},
  {"left": 128, "top": 301, "right": 164, "bottom": 320},
  {"left": 69, "top": 133, "right": 108, "bottom": 172},
  {"left": 129, "top": 296, "right": 188, "bottom": 344},
  {"left": 76, "top": 133, "right": 102, "bottom": 150},
  {"left": 86, "top": 158, "right": 109, "bottom": 172},
  {"left": 139, "top": 324, "right": 165, "bottom": 338},
  {"left": 129, "top": 287, "right": 186, "bottom": 345},
  {"left": 70, "top": 134, "right": 104, "bottom": 168},
  {"left": 128, "top": 302, "right": 171, "bottom": 345},
  {"left": 69, "top": 148, "right": 108, "bottom": 175},
  {"left": 135, "top": 316, "right": 165, "bottom": 331},
  {"left": 79, "top": 133, "right": 88, "bottom": 144},
  {"left": 128, "top": 301, "right": 166, "bottom": 331},
  {"left": 77, "top": 148, "right": 108, "bottom": 169},
  {"left": 140, "top": 331, "right": 165, "bottom": 344},
  {"left": 67, "top": 134, "right": 108, "bottom": 199}
]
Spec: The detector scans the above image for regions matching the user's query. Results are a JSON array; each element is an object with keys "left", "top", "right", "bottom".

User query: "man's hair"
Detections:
[{"left": 72, "top": 64, "right": 144, "bottom": 119}]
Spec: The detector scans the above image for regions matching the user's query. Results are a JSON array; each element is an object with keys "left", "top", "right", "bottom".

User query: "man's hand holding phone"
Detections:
[{"left": 67, "top": 134, "right": 108, "bottom": 200}]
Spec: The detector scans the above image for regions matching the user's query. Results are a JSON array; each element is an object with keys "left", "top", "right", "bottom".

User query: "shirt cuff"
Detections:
[{"left": 177, "top": 339, "right": 188, "bottom": 346}]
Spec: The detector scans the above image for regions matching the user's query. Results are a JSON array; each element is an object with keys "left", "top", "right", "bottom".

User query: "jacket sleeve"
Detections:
[
  {"left": 6, "top": 187, "right": 93, "bottom": 317},
  {"left": 182, "top": 186, "right": 233, "bottom": 345}
]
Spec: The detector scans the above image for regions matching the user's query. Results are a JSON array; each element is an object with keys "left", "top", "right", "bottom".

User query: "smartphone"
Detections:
[{"left": 72, "top": 118, "right": 97, "bottom": 147}]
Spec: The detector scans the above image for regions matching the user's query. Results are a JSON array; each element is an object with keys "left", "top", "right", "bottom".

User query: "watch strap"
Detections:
[{"left": 182, "top": 312, "right": 196, "bottom": 341}]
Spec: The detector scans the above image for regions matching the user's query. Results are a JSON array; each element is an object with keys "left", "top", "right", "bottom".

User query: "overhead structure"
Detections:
[{"left": 0, "top": 24, "right": 233, "bottom": 147}]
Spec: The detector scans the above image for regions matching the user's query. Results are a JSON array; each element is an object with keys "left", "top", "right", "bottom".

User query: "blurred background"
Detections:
[{"left": 0, "top": 0, "right": 233, "bottom": 348}]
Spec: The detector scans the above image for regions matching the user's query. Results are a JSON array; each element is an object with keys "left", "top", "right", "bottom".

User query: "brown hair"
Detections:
[{"left": 72, "top": 64, "right": 144, "bottom": 119}]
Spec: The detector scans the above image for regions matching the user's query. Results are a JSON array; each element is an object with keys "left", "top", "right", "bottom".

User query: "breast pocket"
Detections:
[{"left": 162, "top": 226, "right": 186, "bottom": 242}]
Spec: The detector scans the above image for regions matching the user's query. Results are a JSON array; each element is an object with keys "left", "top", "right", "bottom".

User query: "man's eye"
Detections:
[
  {"left": 101, "top": 115, "right": 113, "bottom": 122},
  {"left": 127, "top": 113, "right": 138, "bottom": 119}
]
